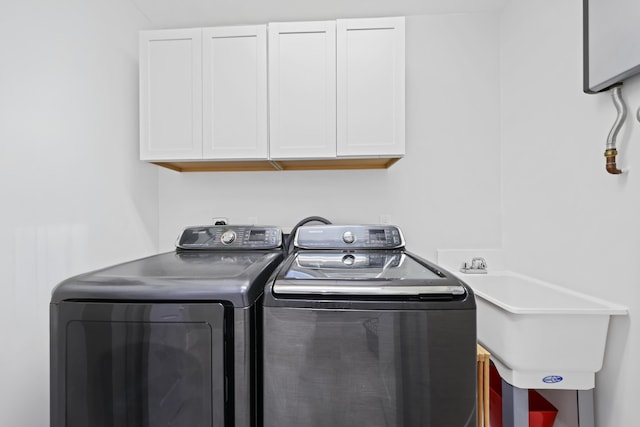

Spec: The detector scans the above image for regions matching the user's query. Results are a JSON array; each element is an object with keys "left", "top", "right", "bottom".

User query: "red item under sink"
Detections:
[{"left": 489, "top": 363, "right": 558, "bottom": 427}]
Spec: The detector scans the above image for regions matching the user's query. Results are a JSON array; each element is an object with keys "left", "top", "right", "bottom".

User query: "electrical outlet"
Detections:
[{"left": 213, "top": 217, "right": 228, "bottom": 225}]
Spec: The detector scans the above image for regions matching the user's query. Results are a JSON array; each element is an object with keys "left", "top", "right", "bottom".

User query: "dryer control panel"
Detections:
[
  {"left": 294, "top": 225, "right": 405, "bottom": 250},
  {"left": 176, "top": 225, "right": 282, "bottom": 250}
]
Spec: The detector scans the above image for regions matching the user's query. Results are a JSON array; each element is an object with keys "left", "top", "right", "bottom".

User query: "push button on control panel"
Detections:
[
  {"left": 343, "top": 231, "right": 355, "bottom": 244},
  {"left": 342, "top": 254, "right": 356, "bottom": 265}
]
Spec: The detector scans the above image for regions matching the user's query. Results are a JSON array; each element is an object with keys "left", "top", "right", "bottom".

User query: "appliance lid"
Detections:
[
  {"left": 273, "top": 251, "right": 466, "bottom": 297},
  {"left": 51, "top": 250, "right": 284, "bottom": 307}
]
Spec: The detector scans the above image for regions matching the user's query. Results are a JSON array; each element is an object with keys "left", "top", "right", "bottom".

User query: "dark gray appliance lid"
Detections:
[
  {"left": 273, "top": 251, "right": 466, "bottom": 297},
  {"left": 285, "top": 252, "right": 435, "bottom": 279},
  {"left": 51, "top": 250, "right": 284, "bottom": 307}
]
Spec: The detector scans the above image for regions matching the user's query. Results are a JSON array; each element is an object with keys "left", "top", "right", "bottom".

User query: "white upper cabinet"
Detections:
[
  {"left": 139, "top": 17, "right": 405, "bottom": 171},
  {"left": 202, "top": 26, "right": 268, "bottom": 159},
  {"left": 337, "top": 17, "right": 405, "bottom": 157},
  {"left": 139, "top": 29, "right": 203, "bottom": 160},
  {"left": 140, "top": 25, "right": 268, "bottom": 163},
  {"left": 268, "top": 21, "right": 337, "bottom": 159}
]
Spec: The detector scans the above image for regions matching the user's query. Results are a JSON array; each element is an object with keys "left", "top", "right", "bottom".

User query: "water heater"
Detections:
[{"left": 583, "top": 0, "right": 640, "bottom": 93}]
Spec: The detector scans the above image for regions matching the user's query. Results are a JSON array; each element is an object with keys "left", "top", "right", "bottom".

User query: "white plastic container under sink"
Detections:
[{"left": 458, "top": 271, "right": 627, "bottom": 390}]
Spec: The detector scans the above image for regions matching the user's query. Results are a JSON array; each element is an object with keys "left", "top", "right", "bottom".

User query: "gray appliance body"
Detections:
[
  {"left": 50, "top": 225, "right": 283, "bottom": 427},
  {"left": 262, "top": 225, "right": 477, "bottom": 427}
]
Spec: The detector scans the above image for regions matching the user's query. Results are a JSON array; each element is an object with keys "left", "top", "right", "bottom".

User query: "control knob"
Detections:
[
  {"left": 221, "top": 230, "right": 237, "bottom": 245},
  {"left": 342, "top": 254, "right": 356, "bottom": 266},
  {"left": 342, "top": 231, "right": 355, "bottom": 244}
]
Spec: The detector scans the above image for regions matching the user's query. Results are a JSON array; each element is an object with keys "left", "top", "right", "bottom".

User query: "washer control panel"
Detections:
[
  {"left": 294, "top": 225, "right": 405, "bottom": 250},
  {"left": 176, "top": 225, "right": 282, "bottom": 250}
]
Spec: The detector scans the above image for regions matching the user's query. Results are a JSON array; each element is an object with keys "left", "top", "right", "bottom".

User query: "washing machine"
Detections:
[
  {"left": 50, "top": 225, "right": 283, "bottom": 427},
  {"left": 262, "top": 224, "right": 477, "bottom": 427}
]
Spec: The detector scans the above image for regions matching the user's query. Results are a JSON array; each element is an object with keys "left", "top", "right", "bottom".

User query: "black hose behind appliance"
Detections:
[{"left": 284, "top": 216, "right": 332, "bottom": 254}]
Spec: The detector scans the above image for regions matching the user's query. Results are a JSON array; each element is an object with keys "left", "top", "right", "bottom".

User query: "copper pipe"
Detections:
[
  {"left": 605, "top": 85, "right": 626, "bottom": 174},
  {"left": 605, "top": 148, "right": 623, "bottom": 174}
]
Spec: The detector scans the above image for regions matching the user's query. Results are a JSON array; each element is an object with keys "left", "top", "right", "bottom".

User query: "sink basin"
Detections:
[{"left": 458, "top": 271, "right": 627, "bottom": 390}]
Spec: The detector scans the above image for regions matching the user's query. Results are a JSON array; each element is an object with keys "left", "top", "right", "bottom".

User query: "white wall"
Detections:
[
  {"left": 0, "top": 1, "right": 159, "bottom": 425},
  {"left": 500, "top": 1, "right": 639, "bottom": 426},
  {"left": 11, "top": 1, "right": 632, "bottom": 425},
  {"left": 158, "top": 13, "right": 503, "bottom": 261},
  {"left": 0, "top": 5, "right": 503, "bottom": 425}
]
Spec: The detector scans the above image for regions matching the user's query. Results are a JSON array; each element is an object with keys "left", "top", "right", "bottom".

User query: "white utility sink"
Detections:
[{"left": 458, "top": 271, "right": 627, "bottom": 390}]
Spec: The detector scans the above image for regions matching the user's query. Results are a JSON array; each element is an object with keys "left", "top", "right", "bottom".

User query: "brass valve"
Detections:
[{"left": 604, "top": 148, "right": 623, "bottom": 175}]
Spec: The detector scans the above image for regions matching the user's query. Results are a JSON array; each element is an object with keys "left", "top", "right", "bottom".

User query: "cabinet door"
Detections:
[
  {"left": 269, "top": 21, "right": 337, "bottom": 159},
  {"left": 202, "top": 26, "right": 268, "bottom": 159},
  {"left": 139, "top": 29, "right": 203, "bottom": 160},
  {"left": 337, "top": 17, "right": 405, "bottom": 157}
]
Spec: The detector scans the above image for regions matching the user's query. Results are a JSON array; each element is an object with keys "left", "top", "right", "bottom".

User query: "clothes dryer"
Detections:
[
  {"left": 50, "top": 225, "right": 283, "bottom": 427},
  {"left": 262, "top": 224, "right": 477, "bottom": 427}
]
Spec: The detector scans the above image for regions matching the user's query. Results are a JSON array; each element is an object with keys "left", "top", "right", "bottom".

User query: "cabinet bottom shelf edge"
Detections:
[{"left": 150, "top": 157, "right": 402, "bottom": 172}]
